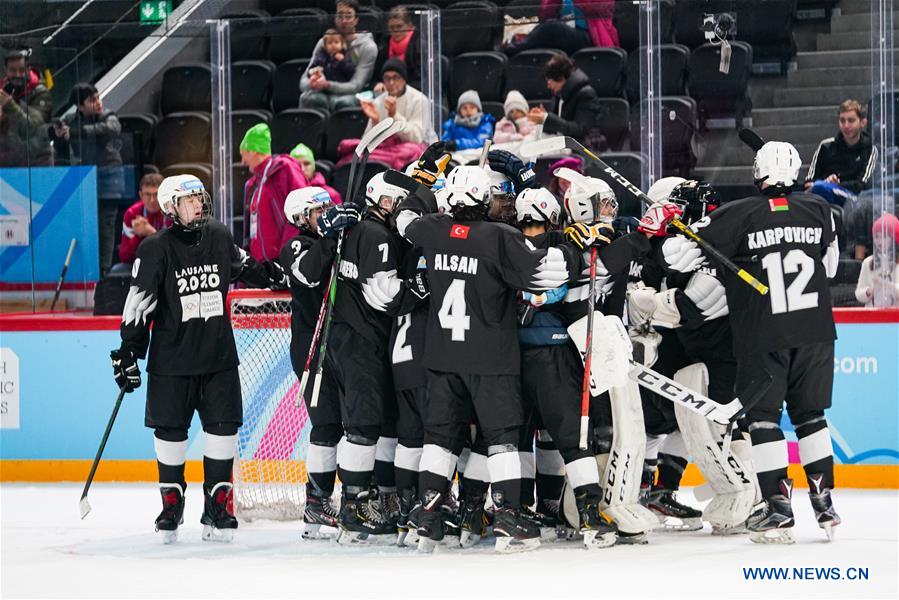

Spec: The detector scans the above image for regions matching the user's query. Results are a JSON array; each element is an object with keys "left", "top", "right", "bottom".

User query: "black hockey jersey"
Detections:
[
  {"left": 389, "top": 249, "right": 429, "bottom": 390},
  {"left": 120, "top": 219, "right": 277, "bottom": 376},
  {"left": 403, "top": 214, "right": 583, "bottom": 375},
  {"left": 279, "top": 231, "right": 335, "bottom": 334},
  {"left": 685, "top": 192, "right": 838, "bottom": 356}
]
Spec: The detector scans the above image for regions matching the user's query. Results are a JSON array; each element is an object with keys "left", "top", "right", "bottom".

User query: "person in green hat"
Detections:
[
  {"left": 289, "top": 142, "right": 342, "bottom": 204},
  {"left": 239, "top": 123, "right": 309, "bottom": 261}
]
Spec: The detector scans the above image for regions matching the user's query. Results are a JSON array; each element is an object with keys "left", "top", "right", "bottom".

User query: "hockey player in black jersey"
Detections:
[
  {"left": 110, "top": 174, "right": 288, "bottom": 543},
  {"left": 663, "top": 142, "right": 841, "bottom": 544}
]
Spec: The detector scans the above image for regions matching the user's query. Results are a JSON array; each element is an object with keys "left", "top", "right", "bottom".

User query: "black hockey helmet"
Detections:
[{"left": 668, "top": 180, "right": 719, "bottom": 225}]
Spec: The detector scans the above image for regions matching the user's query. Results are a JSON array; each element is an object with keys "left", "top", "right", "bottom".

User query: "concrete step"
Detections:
[
  {"left": 787, "top": 68, "right": 877, "bottom": 88},
  {"left": 754, "top": 125, "right": 831, "bottom": 147},
  {"left": 752, "top": 106, "right": 838, "bottom": 127},
  {"left": 841, "top": 1, "right": 884, "bottom": 15},
  {"left": 696, "top": 141, "right": 819, "bottom": 169},
  {"left": 694, "top": 164, "right": 813, "bottom": 186},
  {"left": 831, "top": 12, "right": 899, "bottom": 34},
  {"left": 796, "top": 49, "right": 899, "bottom": 69},
  {"left": 794, "top": 30, "right": 821, "bottom": 52},
  {"left": 816, "top": 30, "right": 899, "bottom": 52},
  {"left": 774, "top": 85, "right": 874, "bottom": 107},
  {"left": 748, "top": 78, "right": 785, "bottom": 109}
]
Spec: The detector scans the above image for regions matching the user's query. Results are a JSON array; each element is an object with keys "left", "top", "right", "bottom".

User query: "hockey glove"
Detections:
[
  {"left": 662, "top": 235, "right": 704, "bottom": 272},
  {"left": 111, "top": 349, "right": 141, "bottom": 392},
  {"left": 317, "top": 204, "right": 361, "bottom": 238},
  {"left": 487, "top": 149, "right": 536, "bottom": 193},
  {"left": 637, "top": 201, "right": 682, "bottom": 237},
  {"left": 264, "top": 260, "right": 290, "bottom": 290},
  {"left": 405, "top": 270, "right": 430, "bottom": 300},
  {"left": 564, "top": 222, "right": 614, "bottom": 251},
  {"left": 411, "top": 141, "right": 453, "bottom": 187}
]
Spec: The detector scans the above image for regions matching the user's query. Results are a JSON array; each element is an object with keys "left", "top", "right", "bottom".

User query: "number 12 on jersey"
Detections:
[
  {"left": 438, "top": 279, "right": 471, "bottom": 341},
  {"left": 761, "top": 249, "right": 818, "bottom": 314}
]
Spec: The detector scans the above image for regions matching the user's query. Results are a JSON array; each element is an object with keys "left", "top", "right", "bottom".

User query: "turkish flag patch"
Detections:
[{"left": 450, "top": 224, "right": 470, "bottom": 239}]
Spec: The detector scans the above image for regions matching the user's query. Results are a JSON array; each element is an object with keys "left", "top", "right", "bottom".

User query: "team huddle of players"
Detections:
[{"left": 111, "top": 138, "right": 841, "bottom": 552}]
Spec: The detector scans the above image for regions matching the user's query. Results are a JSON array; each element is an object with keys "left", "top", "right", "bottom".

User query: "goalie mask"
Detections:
[
  {"left": 485, "top": 165, "right": 517, "bottom": 224},
  {"left": 668, "top": 180, "right": 719, "bottom": 225},
  {"left": 515, "top": 187, "right": 561, "bottom": 228},
  {"left": 556, "top": 167, "right": 617, "bottom": 224},
  {"left": 158, "top": 174, "right": 212, "bottom": 230},
  {"left": 283, "top": 186, "right": 333, "bottom": 233},
  {"left": 646, "top": 176, "right": 686, "bottom": 203},
  {"left": 364, "top": 171, "right": 408, "bottom": 219}
]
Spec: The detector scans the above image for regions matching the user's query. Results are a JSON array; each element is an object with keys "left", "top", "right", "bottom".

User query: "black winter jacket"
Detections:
[
  {"left": 806, "top": 130, "right": 878, "bottom": 193},
  {"left": 544, "top": 68, "right": 600, "bottom": 141}
]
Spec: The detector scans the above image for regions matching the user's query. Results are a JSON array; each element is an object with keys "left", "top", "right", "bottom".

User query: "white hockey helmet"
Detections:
[
  {"left": 753, "top": 141, "right": 802, "bottom": 188},
  {"left": 556, "top": 167, "right": 617, "bottom": 224},
  {"left": 444, "top": 165, "right": 492, "bottom": 208},
  {"left": 157, "top": 174, "right": 211, "bottom": 229},
  {"left": 364, "top": 171, "right": 408, "bottom": 214},
  {"left": 283, "top": 186, "right": 333, "bottom": 228},
  {"left": 646, "top": 176, "right": 687, "bottom": 203},
  {"left": 434, "top": 187, "right": 451, "bottom": 214},
  {"left": 515, "top": 187, "right": 561, "bottom": 227}
]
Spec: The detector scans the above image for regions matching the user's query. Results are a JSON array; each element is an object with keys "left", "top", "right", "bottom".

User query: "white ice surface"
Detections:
[{"left": 1, "top": 483, "right": 897, "bottom": 600}]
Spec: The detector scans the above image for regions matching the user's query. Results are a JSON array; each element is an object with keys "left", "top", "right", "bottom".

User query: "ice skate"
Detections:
[
  {"left": 748, "top": 479, "right": 795, "bottom": 545},
  {"left": 200, "top": 482, "right": 237, "bottom": 543},
  {"left": 416, "top": 490, "right": 447, "bottom": 554},
  {"left": 575, "top": 493, "right": 617, "bottom": 549},
  {"left": 458, "top": 491, "right": 488, "bottom": 549},
  {"left": 808, "top": 475, "right": 841, "bottom": 541},
  {"left": 336, "top": 490, "right": 397, "bottom": 546},
  {"left": 646, "top": 488, "right": 703, "bottom": 532},
  {"left": 395, "top": 488, "right": 417, "bottom": 547},
  {"left": 711, "top": 520, "right": 749, "bottom": 535},
  {"left": 302, "top": 490, "right": 339, "bottom": 540},
  {"left": 492, "top": 508, "right": 541, "bottom": 554},
  {"left": 154, "top": 483, "right": 185, "bottom": 544}
]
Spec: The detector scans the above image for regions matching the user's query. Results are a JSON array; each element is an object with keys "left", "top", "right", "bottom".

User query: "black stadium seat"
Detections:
[
  {"left": 630, "top": 97, "right": 698, "bottom": 176},
  {"left": 161, "top": 163, "right": 213, "bottom": 195},
  {"left": 613, "top": 0, "right": 675, "bottom": 52},
  {"left": 331, "top": 160, "right": 392, "bottom": 201},
  {"left": 745, "top": 0, "right": 795, "bottom": 64},
  {"left": 572, "top": 47, "right": 627, "bottom": 98},
  {"left": 161, "top": 64, "right": 212, "bottom": 115},
  {"left": 230, "top": 61, "right": 275, "bottom": 111},
  {"left": 223, "top": 10, "right": 270, "bottom": 62},
  {"left": 154, "top": 112, "right": 211, "bottom": 168},
  {"left": 272, "top": 58, "right": 310, "bottom": 113},
  {"left": 451, "top": 52, "right": 507, "bottom": 104},
  {"left": 585, "top": 152, "right": 645, "bottom": 218},
  {"left": 503, "top": 0, "right": 540, "bottom": 20},
  {"left": 506, "top": 49, "right": 562, "bottom": 101},
  {"left": 442, "top": 1, "right": 500, "bottom": 57},
  {"left": 268, "top": 8, "right": 328, "bottom": 64},
  {"left": 231, "top": 110, "right": 272, "bottom": 158},
  {"left": 625, "top": 44, "right": 690, "bottom": 101},
  {"left": 118, "top": 113, "right": 158, "bottom": 166},
  {"left": 595, "top": 98, "right": 630, "bottom": 151},
  {"left": 482, "top": 101, "right": 505, "bottom": 121},
  {"left": 357, "top": 5, "right": 385, "bottom": 42},
  {"left": 688, "top": 42, "right": 753, "bottom": 127},
  {"left": 271, "top": 108, "right": 328, "bottom": 157},
  {"left": 324, "top": 108, "right": 369, "bottom": 161},
  {"left": 315, "top": 159, "right": 334, "bottom": 184}
]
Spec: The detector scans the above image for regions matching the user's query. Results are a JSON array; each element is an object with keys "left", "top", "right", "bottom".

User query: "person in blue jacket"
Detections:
[{"left": 441, "top": 90, "right": 495, "bottom": 151}]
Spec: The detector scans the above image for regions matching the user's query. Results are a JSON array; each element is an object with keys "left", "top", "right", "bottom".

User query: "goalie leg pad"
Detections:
[
  {"left": 673, "top": 363, "right": 755, "bottom": 526},
  {"left": 567, "top": 313, "right": 632, "bottom": 396}
]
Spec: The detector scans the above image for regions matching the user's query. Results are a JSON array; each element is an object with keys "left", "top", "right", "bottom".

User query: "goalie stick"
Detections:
[
  {"left": 305, "top": 118, "right": 404, "bottom": 407},
  {"left": 520, "top": 136, "right": 769, "bottom": 296}
]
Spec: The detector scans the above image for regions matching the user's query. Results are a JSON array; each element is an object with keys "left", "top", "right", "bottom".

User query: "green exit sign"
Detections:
[{"left": 140, "top": 1, "right": 172, "bottom": 25}]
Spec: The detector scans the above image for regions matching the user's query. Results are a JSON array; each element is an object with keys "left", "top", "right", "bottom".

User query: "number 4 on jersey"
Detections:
[{"left": 438, "top": 279, "right": 470, "bottom": 341}]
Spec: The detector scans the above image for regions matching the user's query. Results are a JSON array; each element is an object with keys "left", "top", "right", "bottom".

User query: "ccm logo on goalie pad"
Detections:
[
  {"left": 603, "top": 449, "right": 631, "bottom": 505},
  {"left": 634, "top": 369, "right": 709, "bottom": 413},
  {"left": 450, "top": 224, "right": 470, "bottom": 239}
]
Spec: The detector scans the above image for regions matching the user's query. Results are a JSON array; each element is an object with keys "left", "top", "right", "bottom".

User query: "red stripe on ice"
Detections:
[
  {"left": 253, "top": 381, "right": 308, "bottom": 460},
  {"left": 787, "top": 441, "right": 801, "bottom": 464}
]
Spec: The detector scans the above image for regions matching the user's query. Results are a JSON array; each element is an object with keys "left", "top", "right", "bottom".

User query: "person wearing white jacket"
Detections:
[
  {"left": 855, "top": 214, "right": 899, "bottom": 307},
  {"left": 361, "top": 58, "right": 428, "bottom": 144}
]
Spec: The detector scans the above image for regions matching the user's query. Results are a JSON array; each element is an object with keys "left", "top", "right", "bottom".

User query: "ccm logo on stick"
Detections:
[{"left": 450, "top": 225, "right": 470, "bottom": 239}]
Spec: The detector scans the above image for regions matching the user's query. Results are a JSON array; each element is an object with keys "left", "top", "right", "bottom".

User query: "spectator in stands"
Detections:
[
  {"left": 375, "top": 6, "right": 421, "bottom": 89},
  {"left": 307, "top": 29, "right": 356, "bottom": 85},
  {"left": 806, "top": 99, "right": 878, "bottom": 206},
  {"left": 493, "top": 90, "right": 538, "bottom": 144},
  {"left": 441, "top": 90, "right": 495, "bottom": 151},
  {"left": 299, "top": 0, "right": 377, "bottom": 113},
  {"left": 504, "top": 0, "right": 619, "bottom": 56},
  {"left": 289, "top": 142, "right": 342, "bottom": 204},
  {"left": 0, "top": 48, "right": 52, "bottom": 167},
  {"left": 547, "top": 155, "right": 583, "bottom": 202},
  {"left": 239, "top": 123, "right": 308, "bottom": 261},
  {"left": 52, "top": 82, "right": 124, "bottom": 276},
  {"left": 528, "top": 55, "right": 603, "bottom": 147},
  {"left": 117, "top": 173, "right": 168, "bottom": 266},
  {"left": 854, "top": 213, "right": 899, "bottom": 307}
]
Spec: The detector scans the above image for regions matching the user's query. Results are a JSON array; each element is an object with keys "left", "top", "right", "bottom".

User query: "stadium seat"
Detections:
[
  {"left": 231, "top": 61, "right": 275, "bottom": 111},
  {"left": 161, "top": 163, "right": 213, "bottom": 193},
  {"left": 357, "top": 5, "right": 385, "bottom": 42},
  {"left": 745, "top": 0, "right": 795, "bottom": 64},
  {"left": 223, "top": 10, "right": 270, "bottom": 62},
  {"left": 625, "top": 44, "right": 690, "bottom": 101},
  {"left": 572, "top": 48, "right": 627, "bottom": 98},
  {"left": 315, "top": 160, "right": 335, "bottom": 183},
  {"left": 451, "top": 52, "right": 507, "bottom": 104},
  {"left": 272, "top": 58, "right": 311, "bottom": 113},
  {"left": 271, "top": 108, "right": 328, "bottom": 157},
  {"left": 585, "top": 152, "right": 645, "bottom": 218},
  {"left": 232, "top": 161, "right": 251, "bottom": 240},
  {"left": 154, "top": 112, "right": 212, "bottom": 168},
  {"left": 869, "top": 91, "right": 899, "bottom": 141},
  {"left": 161, "top": 64, "right": 212, "bottom": 115},
  {"left": 506, "top": 49, "right": 563, "bottom": 101},
  {"left": 482, "top": 101, "right": 505, "bottom": 121},
  {"left": 331, "top": 160, "right": 392, "bottom": 200},
  {"left": 118, "top": 113, "right": 158, "bottom": 167},
  {"left": 442, "top": 1, "right": 500, "bottom": 56},
  {"left": 630, "top": 97, "right": 698, "bottom": 177},
  {"left": 268, "top": 8, "right": 328, "bottom": 64},
  {"left": 595, "top": 98, "right": 630, "bottom": 151},
  {"left": 231, "top": 110, "right": 273, "bottom": 158},
  {"left": 688, "top": 42, "right": 753, "bottom": 127},
  {"left": 324, "top": 108, "right": 369, "bottom": 161},
  {"left": 613, "top": 0, "right": 675, "bottom": 52},
  {"left": 503, "top": 0, "right": 540, "bottom": 20}
]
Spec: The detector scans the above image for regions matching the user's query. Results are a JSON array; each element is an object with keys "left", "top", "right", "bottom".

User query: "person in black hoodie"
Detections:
[
  {"left": 527, "top": 55, "right": 604, "bottom": 150},
  {"left": 805, "top": 99, "right": 878, "bottom": 206}
]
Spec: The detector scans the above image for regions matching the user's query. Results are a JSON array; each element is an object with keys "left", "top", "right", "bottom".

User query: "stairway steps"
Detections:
[
  {"left": 773, "top": 85, "right": 874, "bottom": 107},
  {"left": 787, "top": 68, "right": 877, "bottom": 88}
]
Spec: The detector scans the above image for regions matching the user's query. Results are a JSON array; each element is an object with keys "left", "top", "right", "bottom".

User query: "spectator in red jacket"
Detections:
[
  {"left": 289, "top": 142, "right": 342, "bottom": 204},
  {"left": 118, "top": 172, "right": 168, "bottom": 264},
  {"left": 504, "top": 0, "right": 619, "bottom": 56},
  {"left": 240, "top": 123, "right": 308, "bottom": 261}
]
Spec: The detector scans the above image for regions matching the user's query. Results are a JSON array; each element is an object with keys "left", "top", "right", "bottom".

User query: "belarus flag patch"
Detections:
[
  {"left": 769, "top": 197, "right": 789, "bottom": 212},
  {"left": 450, "top": 224, "right": 470, "bottom": 239}
]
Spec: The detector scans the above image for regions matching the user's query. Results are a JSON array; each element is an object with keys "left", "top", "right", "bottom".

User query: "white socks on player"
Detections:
[
  {"left": 204, "top": 433, "right": 236, "bottom": 461},
  {"left": 419, "top": 444, "right": 458, "bottom": 484},
  {"left": 567, "top": 456, "right": 600, "bottom": 489},
  {"left": 395, "top": 444, "right": 422, "bottom": 473},
  {"left": 154, "top": 436, "right": 187, "bottom": 467},
  {"left": 307, "top": 443, "right": 338, "bottom": 474},
  {"left": 376, "top": 437, "right": 398, "bottom": 464},
  {"left": 337, "top": 437, "right": 377, "bottom": 473}
]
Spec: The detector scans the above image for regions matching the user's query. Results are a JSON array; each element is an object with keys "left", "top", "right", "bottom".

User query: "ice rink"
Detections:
[{"left": 1, "top": 483, "right": 896, "bottom": 599}]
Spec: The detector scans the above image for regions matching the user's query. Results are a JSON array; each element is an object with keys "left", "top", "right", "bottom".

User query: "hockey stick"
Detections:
[
  {"left": 738, "top": 128, "right": 766, "bottom": 152},
  {"left": 520, "top": 136, "right": 769, "bottom": 296},
  {"left": 478, "top": 139, "right": 492, "bottom": 168},
  {"left": 308, "top": 118, "right": 403, "bottom": 407},
  {"left": 79, "top": 386, "right": 127, "bottom": 519},
  {"left": 51, "top": 238, "right": 77, "bottom": 311},
  {"left": 579, "top": 247, "right": 598, "bottom": 450}
]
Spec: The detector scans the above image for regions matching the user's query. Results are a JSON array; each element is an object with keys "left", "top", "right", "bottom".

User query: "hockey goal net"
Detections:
[{"left": 229, "top": 290, "right": 310, "bottom": 520}]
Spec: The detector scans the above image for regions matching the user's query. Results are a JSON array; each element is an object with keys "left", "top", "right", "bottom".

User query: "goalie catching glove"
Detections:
[
  {"left": 111, "top": 349, "right": 141, "bottom": 392},
  {"left": 564, "top": 222, "right": 614, "bottom": 251},
  {"left": 411, "top": 141, "right": 453, "bottom": 187}
]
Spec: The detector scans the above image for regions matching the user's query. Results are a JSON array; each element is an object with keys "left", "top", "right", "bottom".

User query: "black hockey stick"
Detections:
[
  {"left": 79, "top": 386, "right": 127, "bottom": 519},
  {"left": 308, "top": 118, "right": 404, "bottom": 407},
  {"left": 51, "top": 238, "right": 77, "bottom": 311},
  {"left": 738, "top": 128, "right": 766, "bottom": 152},
  {"left": 521, "top": 136, "right": 769, "bottom": 296}
]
